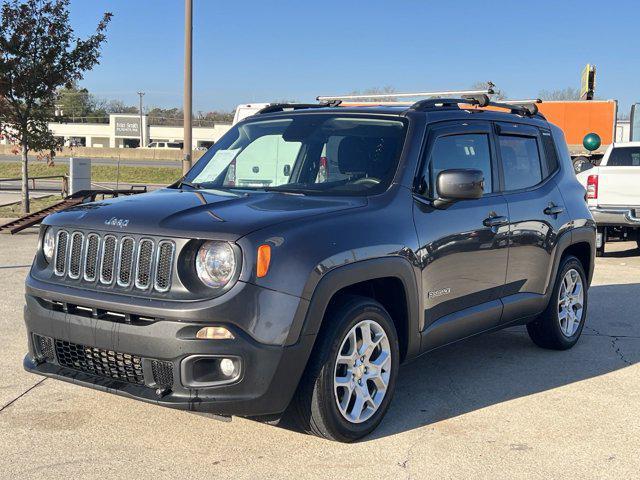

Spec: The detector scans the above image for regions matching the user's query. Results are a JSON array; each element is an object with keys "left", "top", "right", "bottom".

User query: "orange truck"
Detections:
[{"left": 536, "top": 100, "right": 618, "bottom": 169}]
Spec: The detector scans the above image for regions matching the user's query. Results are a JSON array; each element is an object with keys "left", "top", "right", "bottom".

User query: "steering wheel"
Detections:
[{"left": 352, "top": 177, "right": 380, "bottom": 186}]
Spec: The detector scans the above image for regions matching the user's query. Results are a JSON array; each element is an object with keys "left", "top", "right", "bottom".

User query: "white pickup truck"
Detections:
[{"left": 576, "top": 142, "right": 640, "bottom": 255}]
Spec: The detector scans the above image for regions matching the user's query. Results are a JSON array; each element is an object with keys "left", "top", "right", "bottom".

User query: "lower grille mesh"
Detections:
[
  {"left": 34, "top": 334, "right": 55, "bottom": 361},
  {"left": 151, "top": 360, "right": 174, "bottom": 388},
  {"left": 54, "top": 340, "right": 145, "bottom": 385}
]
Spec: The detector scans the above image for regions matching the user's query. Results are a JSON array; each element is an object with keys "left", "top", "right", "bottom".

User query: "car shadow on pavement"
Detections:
[
  {"left": 600, "top": 245, "right": 640, "bottom": 258},
  {"left": 272, "top": 283, "right": 639, "bottom": 441}
]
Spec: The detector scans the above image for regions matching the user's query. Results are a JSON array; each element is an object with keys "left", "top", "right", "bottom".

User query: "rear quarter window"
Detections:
[{"left": 607, "top": 147, "right": 640, "bottom": 166}]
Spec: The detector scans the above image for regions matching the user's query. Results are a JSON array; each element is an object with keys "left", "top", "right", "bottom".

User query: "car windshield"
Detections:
[{"left": 181, "top": 113, "right": 407, "bottom": 195}]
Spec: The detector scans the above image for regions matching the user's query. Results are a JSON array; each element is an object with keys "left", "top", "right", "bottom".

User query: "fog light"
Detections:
[
  {"left": 220, "top": 358, "right": 236, "bottom": 377},
  {"left": 196, "top": 326, "right": 234, "bottom": 340}
]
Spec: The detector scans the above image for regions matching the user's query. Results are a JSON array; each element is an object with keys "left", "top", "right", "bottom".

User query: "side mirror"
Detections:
[{"left": 435, "top": 169, "right": 484, "bottom": 207}]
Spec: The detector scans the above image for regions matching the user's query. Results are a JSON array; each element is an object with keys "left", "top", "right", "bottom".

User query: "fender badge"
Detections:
[{"left": 428, "top": 287, "right": 451, "bottom": 299}]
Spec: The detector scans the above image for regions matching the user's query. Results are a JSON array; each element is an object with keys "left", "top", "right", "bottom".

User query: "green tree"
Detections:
[
  {"left": 57, "top": 84, "right": 98, "bottom": 120},
  {"left": 0, "top": 0, "right": 111, "bottom": 213}
]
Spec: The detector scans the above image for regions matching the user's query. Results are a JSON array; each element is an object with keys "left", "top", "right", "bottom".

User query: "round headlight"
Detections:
[
  {"left": 42, "top": 227, "right": 55, "bottom": 263},
  {"left": 195, "top": 241, "right": 236, "bottom": 288}
]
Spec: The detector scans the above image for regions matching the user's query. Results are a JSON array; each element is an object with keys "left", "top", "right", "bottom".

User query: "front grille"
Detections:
[
  {"left": 100, "top": 235, "right": 117, "bottom": 284},
  {"left": 68, "top": 232, "right": 84, "bottom": 279},
  {"left": 54, "top": 231, "right": 69, "bottom": 275},
  {"left": 55, "top": 339, "right": 145, "bottom": 385},
  {"left": 135, "top": 239, "right": 154, "bottom": 289},
  {"left": 154, "top": 241, "right": 175, "bottom": 292},
  {"left": 117, "top": 237, "right": 135, "bottom": 286},
  {"left": 51, "top": 230, "right": 175, "bottom": 293},
  {"left": 84, "top": 233, "right": 100, "bottom": 281}
]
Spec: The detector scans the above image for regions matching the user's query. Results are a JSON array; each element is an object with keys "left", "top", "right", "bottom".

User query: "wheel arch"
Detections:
[
  {"left": 288, "top": 256, "right": 421, "bottom": 363},
  {"left": 545, "top": 226, "right": 596, "bottom": 301}
]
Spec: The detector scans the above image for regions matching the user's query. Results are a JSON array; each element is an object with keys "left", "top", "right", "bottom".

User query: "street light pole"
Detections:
[
  {"left": 182, "top": 0, "right": 193, "bottom": 175},
  {"left": 137, "top": 91, "right": 145, "bottom": 148}
]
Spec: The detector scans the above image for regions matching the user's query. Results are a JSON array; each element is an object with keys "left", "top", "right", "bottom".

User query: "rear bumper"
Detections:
[
  {"left": 589, "top": 206, "right": 640, "bottom": 227},
  {"left": 23, "top": 294, "right": 314, "bottom": 416}
]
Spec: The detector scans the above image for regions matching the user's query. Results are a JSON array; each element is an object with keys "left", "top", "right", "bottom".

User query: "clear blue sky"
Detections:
[{"left": 70, "top": 0, "right": 640, "bottom": 114}]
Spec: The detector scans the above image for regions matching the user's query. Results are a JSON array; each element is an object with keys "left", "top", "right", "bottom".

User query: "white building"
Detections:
[{"left": 0, "top": 114, "right": 231, "bottom": 149}]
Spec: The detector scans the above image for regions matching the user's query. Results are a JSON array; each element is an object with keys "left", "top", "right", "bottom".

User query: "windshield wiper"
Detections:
[
  {"left": 175, "top": 179, "right": 202, "bottom": 189},
  {"left": 263, "top": 186, "right": 317, "bottom": 195}
]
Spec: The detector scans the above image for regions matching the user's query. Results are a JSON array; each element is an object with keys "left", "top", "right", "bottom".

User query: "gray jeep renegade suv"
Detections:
[{"left": 23, "top": 95, "right": 595, "bottom": 441}]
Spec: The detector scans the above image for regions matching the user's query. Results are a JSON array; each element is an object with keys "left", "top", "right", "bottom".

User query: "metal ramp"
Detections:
[{"left": 0, "top": 187, "right": 147, "bottom": 235}]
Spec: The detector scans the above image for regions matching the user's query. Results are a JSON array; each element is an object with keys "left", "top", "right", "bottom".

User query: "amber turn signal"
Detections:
[
  {"left": 257, "top": 244, "right": 271, "bottom": 278},
  {"left": 195, "top": 326, "right": 235, "bottom": 340}
]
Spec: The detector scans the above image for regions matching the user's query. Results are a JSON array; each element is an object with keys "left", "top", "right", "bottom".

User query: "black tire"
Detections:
[
  {"left": 596, "top": 227, "right": 606, "bottom": 257},
  {"left": 527, "top": 255, "right": 588, "bottom": 350},
  {"left": 573, "top": 156, "right": 590, "bottom": 173},
  {"left": 289, "top": 295, "right": 400, "bottom": 442}
]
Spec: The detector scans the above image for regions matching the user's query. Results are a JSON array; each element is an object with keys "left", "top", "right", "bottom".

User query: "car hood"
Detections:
[{"left": 44, "top": 188, "right": 367, "bottom": 240}]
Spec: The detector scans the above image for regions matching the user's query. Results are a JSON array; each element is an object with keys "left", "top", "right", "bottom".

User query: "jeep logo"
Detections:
[{"left": 104, "top": 217, "right": 130, "bottom": 228}]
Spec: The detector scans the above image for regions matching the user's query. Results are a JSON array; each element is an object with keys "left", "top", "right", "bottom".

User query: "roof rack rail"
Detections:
[
  {"left": 316, "top": 87, "right": 494, "bottom": 102},
  {"left": 411, "top": 96, "right": 543, "bottom": 118},
  {"left": 258, "top": 100, "right": 342, "bottom": 114},
  {"left": 410, "top": 94, "right": 491, "bottom": 111},
  {"left": 497, "top": 99, "right": 543, "bottom": 116}
]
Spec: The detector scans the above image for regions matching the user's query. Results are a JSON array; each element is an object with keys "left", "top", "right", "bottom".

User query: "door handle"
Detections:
[
  {"left": 544, "top": 204, "right": 564, "bottom": 216},
  {"left": 483, "top": 215, "right": 508, "bottom": 227}
]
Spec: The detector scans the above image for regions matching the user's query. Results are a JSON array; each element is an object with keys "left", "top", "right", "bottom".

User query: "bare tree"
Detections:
[
  {"left": 348, "top": 86, "right": 397, "bottom": 102},
  {"left": 470, "top": 81, "right": 507, "bottom": 100},
  {"left": 538, "top": 87, "right": 582, "bottom": 101}
]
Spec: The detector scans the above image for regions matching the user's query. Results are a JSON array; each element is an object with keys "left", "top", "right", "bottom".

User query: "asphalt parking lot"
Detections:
[{"left": 0, "top": 229, "right": 638, "bottom": 479}]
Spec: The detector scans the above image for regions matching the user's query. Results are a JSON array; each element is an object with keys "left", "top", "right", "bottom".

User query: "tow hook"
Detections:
[{"left": 155, "top": 387, "right": 171, "bottom": 398}]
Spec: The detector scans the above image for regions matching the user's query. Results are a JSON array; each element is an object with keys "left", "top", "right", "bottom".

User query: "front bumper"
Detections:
[
  {"left": 23, "top": 293, "right": 314, "bottom": 417},
  {"left": 589, "top": 206, "right": 640, "bottom": 227}
]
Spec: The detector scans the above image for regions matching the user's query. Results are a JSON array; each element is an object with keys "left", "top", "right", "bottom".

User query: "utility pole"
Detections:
[
  {"left": 137, "top": 91, "right": 145, "bottom": 147},
  {"left": 182, "top": 0, "right": 193, "bottom": 175}
]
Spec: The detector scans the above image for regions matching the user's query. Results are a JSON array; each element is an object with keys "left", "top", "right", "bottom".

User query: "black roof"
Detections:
[{"left": 254, "top": 104, "right": 549, "bottom": 127}]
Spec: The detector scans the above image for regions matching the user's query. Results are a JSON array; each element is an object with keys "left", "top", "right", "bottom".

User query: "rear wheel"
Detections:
[
  {"left": 289, "top": 296, "right": 399, "bottom": 442},
  {"left": 596, "top": 227, "right": 606, "bottom": 257},
  {"left": 527, "top": 256, "right": 588, "bottom": 350},
  {"left": 573, "top": 156, "right": 590, "bottom": 173}
]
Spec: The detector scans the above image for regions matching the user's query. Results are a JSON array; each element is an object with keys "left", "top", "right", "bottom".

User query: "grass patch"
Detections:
[
  {"left": 0, "top": 195, "right": 61, "bottom": 217},
  {"left": 0, "top": 161, "right": 181, "bottom": 185}
]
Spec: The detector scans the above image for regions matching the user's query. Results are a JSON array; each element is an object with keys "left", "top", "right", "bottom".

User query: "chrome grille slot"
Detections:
[
  {"left": 154, "top": 241, "right": 175, "bottom": 292},
  {"left": 100, "top": 235, "right": 117, "bottom": 284},
  {"left": 68, "top": 232, "right": 84, "bottom": 279},
  {"left": 54, "top": 230, "right": 69, "bottom": 276},
  {"left": 117, "top": 237, "right": 135, "bottom": 286},
  {"left": 135, "top": 239, "right": 154, "bottom": 289},
  {"left": 83, "top": 233, "right": 100, "bottom": 281}
]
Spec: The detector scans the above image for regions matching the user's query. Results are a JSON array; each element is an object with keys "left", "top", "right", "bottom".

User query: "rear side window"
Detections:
[
  {"left": 428, "top": 134, "right": 492, "bottom": 193},
  {"left": 540, "top": 131, "right": 560, "bottom": 174},
  {"left": 498, "top": 136, "right": 542, "bottom": 190},
  {"left": 607, "top": 147, "right": 640, "bottom": 166}
]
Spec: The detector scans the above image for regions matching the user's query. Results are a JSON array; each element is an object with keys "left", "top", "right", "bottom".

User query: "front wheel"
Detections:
[
  {"left": 289, "top": 296, "right": 399, "bottom": 442},
  {"left": 527, "top": 255, "right": 588, "bottom": 350}
]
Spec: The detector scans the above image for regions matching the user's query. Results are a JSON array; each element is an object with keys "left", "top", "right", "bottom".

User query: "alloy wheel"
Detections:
[
  {"left": 558, "top": 268, "right": 584, "bottom": 337},
  {"left": 333, "top": 319, "right": 392, "bottom": 424}
]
